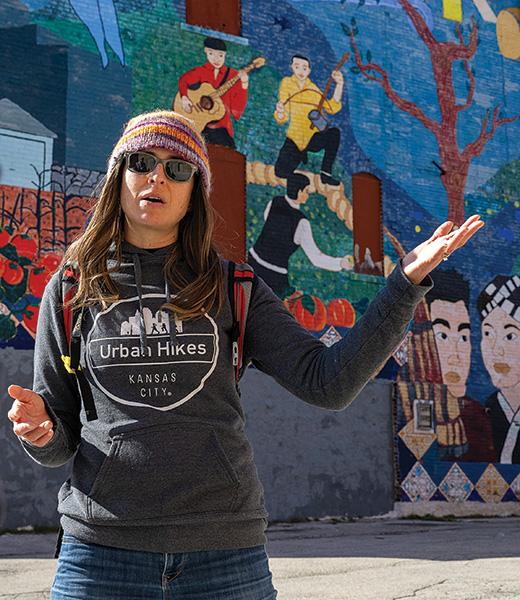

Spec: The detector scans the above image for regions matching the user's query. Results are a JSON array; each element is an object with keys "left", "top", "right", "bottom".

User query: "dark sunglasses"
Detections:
[{"left": 125, "top": 151, "right": 198, "bottom": 182}]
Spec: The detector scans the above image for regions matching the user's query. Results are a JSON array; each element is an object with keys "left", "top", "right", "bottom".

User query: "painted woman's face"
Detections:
[{"left": 481, "top": 307, "right": 520, "bottom": 390}]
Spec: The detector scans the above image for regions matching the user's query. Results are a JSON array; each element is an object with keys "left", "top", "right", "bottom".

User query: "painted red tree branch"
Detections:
[{"left": 351, "top": 0, "right": 519, "bottom": 225}]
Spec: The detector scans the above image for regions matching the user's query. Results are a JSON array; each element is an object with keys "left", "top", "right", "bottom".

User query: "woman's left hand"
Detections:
[{"left": 402, "top": 214, "right": 484, "bottom": 285}]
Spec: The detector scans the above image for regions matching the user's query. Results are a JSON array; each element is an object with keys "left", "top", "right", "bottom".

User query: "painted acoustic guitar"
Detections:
[{"left": 173, "top": 57, "right": 266, "bottom": 131}]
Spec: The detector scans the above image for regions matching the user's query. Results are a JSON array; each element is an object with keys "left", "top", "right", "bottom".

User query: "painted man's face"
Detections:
[
  {"left": 205, "top": 48, "right": 227, "bottom": 69},
  {"left": 481, "top": 307, "right": 520, "bottom": 391},
  {"left": 430, "top": 299, "right": 471, "bottom": 398},
  {"left": 295, "top": 186, "right": 310, "bottom": 205},
  {"left": 291, "top": 57, "right": 311, "bottom": 83}
]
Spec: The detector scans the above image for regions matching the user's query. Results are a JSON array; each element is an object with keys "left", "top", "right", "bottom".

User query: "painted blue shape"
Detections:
[
  {"left": 429, "top": 488, "right": 447, "bottom": 501},
  {"left": 289, "top": 0, "right": 434, "bottom": 32},
  {"left": 426, "top": 459, "right": 452, "bottom": 486},
  {"left": 461, "top": 462, "right": 493, "bottom": 485},
  {"left": 0, "top": 325, "right": 35, "bottom": 350},
  {"left": 273, "top": 15, "right": 293, "bottom": 31},
  {"left": 397, "top": 437, "right": 417, "bottom": 479},
  {"left": 466, "top": 488, "right": 485, "bottom": 502},
  {"left": 497, "top": 225, "right": 514, "bottom": 243},
  {"left": 494, "top": 463, "right": 520, "bottom": 485},
  {"left": 410, "top": 210, "right": 424, "bottom": 220},
  {"left": 376, "top": 356, "right": 400, "bottom": 380},
  {"left": 501, "top": 488, "right": 519, "bottom": 502},
  {"left": 19, "top": 0, "right": 50, "bottom": 8},
  {"left": 70, "top": 0, "right": 125, "bottom": 68},
  {"left": 399, "top": 489, "right": 412, "bottom": 502}
]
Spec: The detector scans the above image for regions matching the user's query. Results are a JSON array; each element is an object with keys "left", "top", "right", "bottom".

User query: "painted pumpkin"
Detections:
[
  {"left": 292, "top": 295, "right": 327, "bottom": 331},
  {"left": 327, "top": 298, "right": 356, "bottom": 328}
]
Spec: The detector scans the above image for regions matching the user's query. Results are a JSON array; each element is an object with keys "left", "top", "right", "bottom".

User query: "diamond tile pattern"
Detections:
[
  {"left": 401, "top": 462, "right": 436, "bottom": 501},
  {"left": 439, "top": 464, "right": 473, "bottom": 502},
  {"left": 475, "top": 464, "right": 509, "bottom": 503},
  {"left": 398, "top": 420, "right": 436, "bottom": 460}
]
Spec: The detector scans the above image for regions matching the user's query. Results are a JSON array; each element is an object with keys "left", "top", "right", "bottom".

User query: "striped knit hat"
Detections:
[{"left": 108, "top": 110, "right": 211, "bottom": 194}]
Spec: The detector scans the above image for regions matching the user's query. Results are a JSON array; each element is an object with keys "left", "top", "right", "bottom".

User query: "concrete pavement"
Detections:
[{"left": 1, "top": 516, "right": 520, "bottom": 599}]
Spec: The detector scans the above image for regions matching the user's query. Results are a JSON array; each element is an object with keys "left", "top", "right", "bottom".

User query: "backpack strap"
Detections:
[
  {"left": 229, "top": 261, "right": 255, "bottom": 384},
  {"left": 61, "top": 266, "right": 98, "bottom": 422}
]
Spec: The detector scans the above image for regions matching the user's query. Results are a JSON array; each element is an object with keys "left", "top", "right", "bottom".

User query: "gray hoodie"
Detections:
[{"left": 23, "top": 242, "right": 431, "bottom": 553}]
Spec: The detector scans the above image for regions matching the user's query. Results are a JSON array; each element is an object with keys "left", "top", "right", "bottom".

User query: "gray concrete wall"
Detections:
[
  {"left": 0, "top": 354, "right": 395, "bottom": 528},
  {"left": 0, "top": 348, "right": 70, "bottom": 529},
  {"left": 241, "top": 368, "right": 396, "bottom": 521}
]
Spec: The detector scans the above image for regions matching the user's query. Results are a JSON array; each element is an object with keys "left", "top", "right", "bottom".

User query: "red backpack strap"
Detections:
[
  {"left": 61, "top": 266, "right": 79, "bottom": 350},
  {"left": 229, "top": 262, "right": 255, "bottom": 384}
]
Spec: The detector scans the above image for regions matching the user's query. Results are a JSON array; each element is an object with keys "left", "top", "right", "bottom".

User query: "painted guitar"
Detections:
[{"left": 173, "top": 57, "right": 266, "bottom": 131}]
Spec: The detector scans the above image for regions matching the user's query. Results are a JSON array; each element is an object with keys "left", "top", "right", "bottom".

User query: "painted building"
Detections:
[
  {"left": 0, "top": 0, "right": 520, "bottom": 527},
  {"left": 0, "top": 99, "right": 57, "bottom": 189}
]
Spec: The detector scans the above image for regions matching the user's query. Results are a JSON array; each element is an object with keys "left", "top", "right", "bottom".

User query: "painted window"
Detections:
[
  {"left": 185, "top": 0, "right": 241, "bottom": 36},
  {"left": 352, "top": 172, "right": 383, "bottom": 277},
  {"left": 207, "top": 144, "right": 246, "bottom": 262}
]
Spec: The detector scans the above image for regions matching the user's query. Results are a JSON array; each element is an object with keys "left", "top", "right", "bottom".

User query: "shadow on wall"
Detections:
[
  {"left": 0, "top": 348, "right": 71, "bottom": 530},
  {"left": 0, "top": 480, "right": 5, "bottom": 528}
]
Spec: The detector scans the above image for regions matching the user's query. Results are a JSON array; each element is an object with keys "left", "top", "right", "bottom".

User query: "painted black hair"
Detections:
[{"left": 426, "top": 269, "right": 470, "bottom": 309}]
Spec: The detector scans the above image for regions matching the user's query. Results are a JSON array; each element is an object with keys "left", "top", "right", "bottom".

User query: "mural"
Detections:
[
  {"left": 173, "top": 36, "right": 264, "bottom": 149},
  {"left": 1, "top": 0, "right": 520, "bottom": 514},
  {"left": 349, "top": 0, "right": 519, "bottom": 226},
  {"left": 0, "top": 180, "right": 92, "bottom": 348}
]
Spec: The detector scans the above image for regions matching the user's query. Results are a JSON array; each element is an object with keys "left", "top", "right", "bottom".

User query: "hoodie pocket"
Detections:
[{"left": 87, "top": 422, "right": 240, "bottom": 524}]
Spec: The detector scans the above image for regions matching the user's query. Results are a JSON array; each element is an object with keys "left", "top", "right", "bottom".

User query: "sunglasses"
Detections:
[{"left": 125, "top": 152, "right": 198, "bottom": 182}]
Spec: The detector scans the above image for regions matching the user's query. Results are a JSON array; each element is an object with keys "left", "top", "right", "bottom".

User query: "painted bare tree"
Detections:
[{"left": 350, "top": 0, "right": 519, "bottom": 225}]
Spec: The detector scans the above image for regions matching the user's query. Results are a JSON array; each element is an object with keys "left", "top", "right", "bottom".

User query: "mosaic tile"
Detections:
[
  {"left": 398, "top": 420, "right": 436, "bottom": 460},
  {"left": 393, "top": 331, "right": 411, "bottom": 367},
  {"left": 320, "top": 326, "right": 342, "bottom": 347},
  {"left": 439, "top": 463, "right": 473, "bottom": 502},
  {"left": 401, "top": 462, "right": 437, "bottom": 502},
  {"left": 475, "top": 464, "right": 509, "bottom": 503},
  {"left": 509, "top": 473, "right": 520, "bottom": 501}
]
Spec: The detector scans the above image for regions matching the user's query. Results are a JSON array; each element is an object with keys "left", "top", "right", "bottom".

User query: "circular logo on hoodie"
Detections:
[{"left": 85, "top": 294, "right": 219, "bottom": 410}]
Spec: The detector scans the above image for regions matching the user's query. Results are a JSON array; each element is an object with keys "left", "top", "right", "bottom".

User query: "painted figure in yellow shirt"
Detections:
[{"left": 274, "top": 55, "right": 343, "bottom": 186}]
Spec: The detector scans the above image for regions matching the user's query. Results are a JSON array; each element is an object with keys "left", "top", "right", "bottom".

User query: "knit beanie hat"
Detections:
[{"left": 108, "top": 110, "right": 211, "bottom": 194}]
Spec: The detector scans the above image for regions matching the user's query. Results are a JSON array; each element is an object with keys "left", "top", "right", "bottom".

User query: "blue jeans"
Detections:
[{"left": 51, "top": 534, "right": 278, "bottom": 600}]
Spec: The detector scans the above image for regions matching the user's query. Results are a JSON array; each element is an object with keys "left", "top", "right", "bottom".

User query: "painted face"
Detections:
[
  {"left": 481, "top": 307, "right": 520, "bottom": 391},
  {"left": 204, "top": 48, "right": 227, "bottom": 69},
  {"left": 430, "top": 299, "right": 471, "bottom": 398},
  {"left": 291, "top": 57, "right": 311, "bottom": 83},
  {"left": 120, "top": 147, "right": 194, "bottom": 248},
  {"left": 296, "top": 186, "right": 310, "bottom": 205}
]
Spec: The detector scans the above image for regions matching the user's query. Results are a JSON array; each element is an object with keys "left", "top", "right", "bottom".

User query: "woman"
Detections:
[
  {"left": 478, "top": 274, "right": 520, "bottom": 463},
  {"left": 8, "top": 110, "right": 483, "bottom": 599}
]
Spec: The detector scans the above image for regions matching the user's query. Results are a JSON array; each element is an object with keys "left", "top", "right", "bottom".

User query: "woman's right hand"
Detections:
[{"left": 7, "top": 385, "right": 54, "bottom": 447}]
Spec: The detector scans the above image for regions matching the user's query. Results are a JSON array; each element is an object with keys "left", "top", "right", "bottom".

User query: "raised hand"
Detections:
[
  {"left": 402, "top": 215, "right": 484, "bottom": 285},
  {"left": 7, "top": 385, "right": 54, "bottom": 448}
]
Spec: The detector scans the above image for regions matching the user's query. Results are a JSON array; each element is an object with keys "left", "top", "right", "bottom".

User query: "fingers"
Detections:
[
  {"left": 431, "top": 221, "right": 454, "bottom": 240},
  {"left": 8, "top": 385, "right": 44, "bottom": 407},
  {"left": 8, "top": 384, "right": 34, "bottom": 404},
  {"left": 12, "top": 420, "right": 54, "bottom": 447},
  {"left": 7, "top": 384, "right": 53, "bottom": 447},
  {"left": 444, "top": 215, "right": 484, "bottom": 254}
]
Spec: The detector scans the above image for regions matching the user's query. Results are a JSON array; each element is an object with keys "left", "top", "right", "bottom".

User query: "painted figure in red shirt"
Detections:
[{"left": 176, "top": 37, "right": 249, "bottom": 149}]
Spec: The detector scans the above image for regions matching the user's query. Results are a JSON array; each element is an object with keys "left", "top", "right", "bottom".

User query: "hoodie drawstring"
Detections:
[
  {"left": 132, "top": 254, "right": 148, "bottom": 356},
  {"left": 164, "top": 278, "right": 177, "bottom": 347},
  {"left": 132, "top": 253, "right": 178, "bottom": 356}
]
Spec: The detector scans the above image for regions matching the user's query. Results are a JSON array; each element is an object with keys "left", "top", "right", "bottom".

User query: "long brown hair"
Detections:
[{"left": 63, "top": 157, "right": 224, "bottom": 319}]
